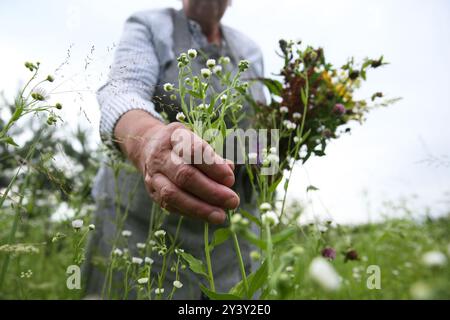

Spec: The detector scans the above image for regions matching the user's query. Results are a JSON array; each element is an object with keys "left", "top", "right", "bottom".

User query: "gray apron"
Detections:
[{"left": 85, "top": 9, "right": 264, "bottom": 299}]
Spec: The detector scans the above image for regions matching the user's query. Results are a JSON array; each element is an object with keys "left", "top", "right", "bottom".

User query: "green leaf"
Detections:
[
  {"left": 0, "top": 136, "right": 19, "bottom": 147},
  {"left": 199, "top": 284, "right": 241, "bottom": 300},
  {"left": 179, "top": 252, "right": 208, "bottom": 278},
  {"left": 272, "top": 227, "right": 297, "bottom": 244},
  {"left": 230, "top": 261, "right": 268, "bottom": 299},
  {"left": 209, "top": 228, "right": 231, "bottom": 251},
  {"left": 257, "top": 78, "right": 283, "bottom": 96}
]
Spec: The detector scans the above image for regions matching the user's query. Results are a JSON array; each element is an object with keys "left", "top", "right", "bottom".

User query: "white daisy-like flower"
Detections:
[
  {"left": 176, "top": 112, "right": 186, "bottom": 122},
  {"left": 137, "top": 277, "right": 149, "bottom": 285},
  {"left": 122, "top": 230, "right": 132, "bottom": 238},
  {"left": 163, "top": 83, "right": 174, "bottom": 92},
  {"left": 187, "top": 49, "right": 197, "bottom": 59},
  {"left": 145, "top": 257, "right": 154, "bottom": 265},
  {"left": 421, "top": 251, "right": 447, "bottom": 267},
  {"left": 173, "top": 280, "right": 183, "bottom": 289},
  {"left": 283, "top": 120, "right": 297, "bottom": 131},
  {"left": 261, "top": 210, "right": 279, "bottom": 227},
  {"left": 88, "top": 224, "right": 95, "bottom": 231},
  {"left": 71, "top": 219, "right": 83, "bottom": 230},
  {"left": 154, "top": 230, "right": 166, "bottom": 238},
  {"left": 280, "top": 106, "right": 289, "bottom": 114},
  {"left": 136, "top": 243, "right": 146, "bottom": 249},
  {"left": 308, "top": 257, "right": 341, "bottom": 291},
  {"left": 201, "top": 68, "right": 211, "bottom": 79},
  {"left": 212, "top": 65, "right": 222, "bottom": 75},
  {"left": 248, "top": 152, "right": 258, "bottom": 162},
  {"left": 206, "top": 59, "right": 216, "bottom": 68},
  {"left": 113, "top": 248, "right": 123, "bottom": 257},
  {"left": 293, "top": 112, "right": 302, "bottom": 120},
  {"left": 155, "top": 288, "right": 165, "bottom": 295},
  {"left": 259, "top": 202, "right": 272, "bottom": 212},
  {"left": 131, "top": 257, "right": 143, "bottom": 265}
]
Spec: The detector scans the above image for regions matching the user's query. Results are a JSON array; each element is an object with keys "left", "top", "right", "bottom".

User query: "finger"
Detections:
[
  {"left": 148, "top": 173, "right": 227, "bottom": 224},
  {"left": 171, "top": 127, "right": 235, "bottom": 187},
  {"left": 161, "top": 151, "right": 239, "bottom": 209}
]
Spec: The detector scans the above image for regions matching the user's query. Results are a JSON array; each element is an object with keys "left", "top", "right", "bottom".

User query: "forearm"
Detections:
[{"left": 114, "top": 110, "right": 164, "bottom": 172}]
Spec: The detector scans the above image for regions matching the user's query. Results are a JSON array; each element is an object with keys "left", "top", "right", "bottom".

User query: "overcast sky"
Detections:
[{"left": 1, "top": 0, "right": 449, "bottom": 224}]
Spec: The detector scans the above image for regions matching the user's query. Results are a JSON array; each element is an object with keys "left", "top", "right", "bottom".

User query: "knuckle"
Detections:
[
  {"left": 174, "top": 165, "right": 195, "bottom": 187},
  {"left": 159, "top": 185, "right": 175, "bottom": 205}
]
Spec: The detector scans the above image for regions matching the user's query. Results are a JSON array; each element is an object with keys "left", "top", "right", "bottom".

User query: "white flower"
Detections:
[
  {"left": 155, "top": 288, "right": 165, "bottom": 295},
  {"left": 131, "top": 257, "right": 143, "bottom": 265},
  {"left": 293, "top": 112, "right": 302, "bottom": 120},
  {"left": 176, "top": 112, "right": 186, "bottom": 122},
  {"left": 269, "top": 147, "right": 277, "bottom": 154},
  {"left": 149, "top": 240, "right": 156, "bottom": 246},
  {"left": 71, "top": 219, "right": 83, "bottom": 230},
  {"left": 206, "top": 59, "right": 216, "bottom": 68},
  {"left": 259, "top": 202, "right": 272, "bottom": 212},
  {"left": 293, "top": 136, "right": 300, "bottom": 143},
  {"left": 213, "top": 65, "right": 222, "bottom": 75},
  {"left": 220, "top": 94, "right": 228, "bottom": 103},
  {"left": 421, "top": 251, "right": 447, "bottom": 267},
  {"left": 283, "top": 120, "right": 297, "bottom": 131},
  {"left": 154, "top": 230, "right": 166, "bottom": 238},
  {"left": 163, "top": 83, "right": 174, "bottom": 92},
  {"left": 231, "top": 213, "right": 242, "bottom": 224},
  {"left": 201, "top": 68, "right": 211, "bottom": 79},
  {"left": 317, "top": 225, "right": 328, "bottom": 233},
  {"left": 136, "top": 243, "right": 146, "bottom": 249},
  {"left": 309, "top": 257, "right": 341, "bottom": 291},
  {"left": 122, "top": 230, "right": 132, "bottom": 238},
  {"left": 88, "top": 224, "right": 95, "bottom": 231},
  {"left": 197, "top": 103, "right": 207, "bottom": 110},
  {"left": 188, "top": 49, "right": 197, "bottom": 59},
  {"left": 285, "top": 266, "right": 294, "bottom": 272},
  {"left": 175, "top": 248, "right": 185, "bottom": 255},
  {"left": 173, "top": 280, "right": 183, "bottom": 289},
  {"left": 113, "top": 248, "right": 123, "bottom": 257},
  {"left": 261, "top": 210, "right": 279, "bottom": 227},
  {"left": 266, "top": 154, "right": 280, "bottom": 165},
  {"left": 145, "top": 257, "right": 154, "bottom": 265},
  {"left": 137, "top": 277, "right": 149, "bottom": 285},
  {"left": 248, "top": 152, "right": 258, "bottom": 162},
  {"left": 280, "top": 106, "right": 289, "bottom": 114}
]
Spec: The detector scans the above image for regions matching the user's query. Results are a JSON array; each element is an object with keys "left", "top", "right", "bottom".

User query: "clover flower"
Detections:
[
  {"left": 173, "top": 280, "right": 183, "bottom": 289},
  {"left": 131, "top": 257, "right": 143, "bottom": 265},
  {"left": 176, "top": 112, "right": 186, "bottom": 122},
  {"left": 145, "top": 257, "right": 154, "bottom": 265},
  {"left": 206, "top": 59, "right": 216, "bottom": 68},
  {"left": 421, "top": 251, "right": 447, "bottom": 267},
  {"left": 188, "top": 49, "right": 197, "bottom": 59},
  {"left": 113, "top": 248, "right": 123, "bottom": 257},
  {"left": 261, "top": 210, "right": 279, "bottom": 227},
  {"left": 122, "top": 230, "right": 132, "bottom": 238},
  {"left": 308, "top": 257, "right": 341, "bottom": 291},
  {"left": 321, "top": 247, "right": 337, "bottom": 260},
  {"left": 201, "top": 68, "right": 211, "bottom": 79},
  {"left": 163, "top": 83, "right": 174, "bottom": 92},
  {"left": 259, "top": 202, "right": 272, "bottom": 212},
  {"left": 238, "top": 60, "right": 250, "bottom": 72},
  {"left": 155, "top": 288, "right": 164, "bottom": 295},
  {"left": 71, "top": 219, "right": 83, "bottom": 230},
  {"left": 213, "top": 65, "right": 222, "bottom": 75},
  {"left": 154, "top": 230, "right": 166, "bottom": 238},
  {"left": 293, "top": 112, "right": 302, "bottom": 120},
  {"left": 136, "top": 243, "right": 146, "bottom": 249},
  {"left": 280, "top": 106, "right": 289, "bottom": 114},
  {"left": 137, "top": 277, "right": 149, "bottom": 285},
  {"left": 333, "top": 103, "right": 345, "bottom": 115}
]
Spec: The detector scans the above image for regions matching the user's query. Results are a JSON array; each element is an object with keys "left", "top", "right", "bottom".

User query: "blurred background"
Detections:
[{"left": 1, "top": 0, "right": 449, "bottom": 224}]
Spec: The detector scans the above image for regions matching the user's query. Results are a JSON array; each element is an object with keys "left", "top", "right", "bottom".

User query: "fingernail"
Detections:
[
  {"left": 223, "top": 174, "right": 235, "bottom": 187},
  {"left": 208, "top": 211, "right": 225, "bottom": 224},
  {"left": 224, "top": 195, "right": 240, "bottom": 209}
]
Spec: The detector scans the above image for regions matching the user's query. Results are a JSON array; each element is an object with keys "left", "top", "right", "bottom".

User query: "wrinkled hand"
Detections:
[{"left": 135, "top": 122, "right": 239, "bottom": 224}]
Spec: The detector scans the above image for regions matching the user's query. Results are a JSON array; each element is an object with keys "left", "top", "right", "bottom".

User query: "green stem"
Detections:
[
  {"left": 230, "top": 224, "right": 249, "bottom": 297},
  {"left": 265, "top": 223, "right": 274, "bottom": 290},
  {"left": 204, "top": 222, "right": 215, "bottom": 292}
]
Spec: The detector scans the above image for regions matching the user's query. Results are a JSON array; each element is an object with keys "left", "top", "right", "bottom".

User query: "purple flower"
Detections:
[
  {"left": 333, "top": 103, "right": 346, "bottom": 115},
  {"left": 321, "top": 247, "right": 337, "bottom": 260},
  {"left": 344, "top": 249, "right": 359, "bottom": 262}
]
